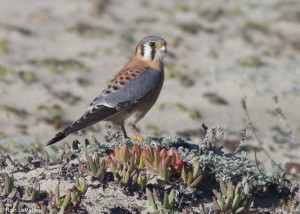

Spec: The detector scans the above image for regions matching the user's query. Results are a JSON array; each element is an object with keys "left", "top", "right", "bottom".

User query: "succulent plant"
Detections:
[
  {"left": 75, "top": 177, "right": 88, "bottom": 196},
  {"left": 181, "top": 161, "right": 204, "bottom": 188},
  {"left": 106, "top": 144, "right": 147, "bottom": 188},
  {"left": 212, "top": 179, "right": 253, "bottom": 213},
  {"left": 144, "top": 145, "right": 183, "bottom": 181},
  {"left": 47, "top": 184, "right": 71, "bottom": 214},
  {"left": 58, "top": 190, "right": 71, "bottom": 214},
  {"left": 55, "top": 184, "right": 66, "bottom": 209},
  {"left": 137, "top": 172, "right": 147, "bottom": 190},
  {"left": 117, "top": 162, "right": 138, "bottom": 186},
  {"left": 82, "top": 152, "right": 107, "bottom": 179},
  {"left": 146, "top": 187, "right": 175, "bottom": 213},
  {"left": 24, "top": 182, "right": 40, "bottom": 201},
  {"left": 0, "top": 174, "right": 14, "bottom": 196},
  {"left": 70, "top": 186, "right": 82, "bottom": 207},
  {"left": 48, "top": 183, "right": 81, "bottom": 214},
  {"left": 107, "top": 144, "right": 185, "bottom": 187}
]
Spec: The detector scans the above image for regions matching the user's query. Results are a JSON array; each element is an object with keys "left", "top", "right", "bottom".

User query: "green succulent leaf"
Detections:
[
  {"left": 137, "top": 173, "right": 147, "bottom": 189},
  {"left": 220, "top": 197, "right": 225, "bottom": 211},
  {"left": 243, "top": 182, "right": 250, "bottom": 195},
  {"left": 160, "top": 148, "right": 168, "bottom": 159},
  {"left": 123, "top": 169, "right": 130, "bottom": 185},
  {"left": 31, "top": 182, "right": 40, "bottom": 201},
  {"left": 146, "top": 188, "right": 157, "bottom": 211},
  {"left": 216, "top": 192, "right": 223, "bottom": 204},
  {"left": 59, "top": 191, "right": 71, "bottom": 214},
  {"left": 226, "top": 180, "right": 234, "bottom": 199},
  {"left": 144, "top": 157, "right": 158, "bottom": 172},
  {"left": 168, "top": 189, "right": 175, "bottom": 209},
  {"left": 86, "top": 153, "right": 97, "bottom": 175},
  {"left": 71, "top": 191, "right": 78, "bottom": 203},
  {"left": 192, "top": 161, "right": 199, "bottom": 178},
  {"left": 56, "top": 184, "right": 63, "bottom": 208},
  {"left": 159, "top": 159, "right": 168, "bottom": 180},
  {"left": 189, "top": 174, "right": 204, "bottom": 188},
  {"left": 212, "top": 189, "right": 219, "bottom": 197},
  {"left": 4, "top": 174, "right": 14, "bottom": 195},
  {"left": 219, "top": 179, "right": 227, "bottom": 196},
  {"left": 154, "top": 150, "right": 161, "bottom": 169},
  {"left": 212, "top": 197, "right": 221, "bottom": 210},
  {"left": 163, "top": 191, "right": 169, "bottom": 210},
  {"left": 232, "top": 193, "right": 243, "bottom": 211},
  {"left": 187, "top": 172, "right": 193, "bottom": 186},
  {"left": 224, "top": 196, "right": 232, "bottom": 211},
  {"left": 236, "top": 206, "right": 245, "bottom": 213},
  {"left": 139, "top": 150, "right": 145, "bottom": 169}
]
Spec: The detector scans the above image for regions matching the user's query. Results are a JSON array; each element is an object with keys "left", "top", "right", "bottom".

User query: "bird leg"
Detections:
[
  {"left": 121, "top": 124, "right": 128, "bottom": 139},
  {"left": 131, "top": 125, "right": 143, "bottom": 143}
]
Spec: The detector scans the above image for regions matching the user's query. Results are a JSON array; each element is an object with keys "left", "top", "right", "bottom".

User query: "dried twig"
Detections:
[
  {"left": 234, "top": 129, "right": 247, "bottom": 154},
  {"left": 241, "top": 97, "right": 262, "bottom": 146},
  {"left": 241, "top": 97, "right": 284, "bottom": 172},
  {"left": 272, "top": 96, "right": 298, "bottom": 147},
  {"left": 254, "top": 148, "right": 262, "bottom": 175}
]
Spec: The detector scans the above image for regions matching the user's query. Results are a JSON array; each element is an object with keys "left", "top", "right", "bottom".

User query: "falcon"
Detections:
[{"left": 46, "top": 36, "right": 167, "bottom": 145}]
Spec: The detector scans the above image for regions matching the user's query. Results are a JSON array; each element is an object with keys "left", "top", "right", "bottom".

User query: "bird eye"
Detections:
[{"left": 149, "top": 42, "right": 156, "bottom": 47}]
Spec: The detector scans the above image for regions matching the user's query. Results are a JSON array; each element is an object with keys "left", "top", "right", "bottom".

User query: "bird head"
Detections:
[{"left": 136, "top": 36, "right": 167, "bottom": 62}]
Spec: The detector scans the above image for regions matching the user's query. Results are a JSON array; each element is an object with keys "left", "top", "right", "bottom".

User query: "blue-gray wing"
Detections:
[{"left": 89, "top": 68, "right": 163, "bottom": 110}]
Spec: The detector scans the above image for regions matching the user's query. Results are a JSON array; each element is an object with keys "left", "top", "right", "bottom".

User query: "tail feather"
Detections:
[
  {"left": 46, "top": 127, "right": 73, "bottom": 146},
  {"left": 46, "top": 106, "right": 119, "bottom": 146},
  {"left": 46, "top": 133, "right": 66, "bottom": 146}
]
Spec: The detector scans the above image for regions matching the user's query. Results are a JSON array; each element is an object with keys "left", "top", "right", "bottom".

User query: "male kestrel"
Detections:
[{"left": 46, "top": 36, "right": 167, "bottom": 146}]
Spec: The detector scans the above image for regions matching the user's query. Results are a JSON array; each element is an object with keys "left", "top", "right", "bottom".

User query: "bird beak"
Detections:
[{"left": 158, "top": 44, "right": 167, "bottom": 54}]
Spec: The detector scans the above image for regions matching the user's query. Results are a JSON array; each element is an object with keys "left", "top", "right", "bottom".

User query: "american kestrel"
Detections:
[{"left": 46, "top": 36, "right": 167, "bottom": 146}]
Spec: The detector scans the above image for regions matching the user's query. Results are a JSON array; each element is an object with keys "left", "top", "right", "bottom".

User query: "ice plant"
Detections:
[
  {"left": 0, "top": 174, "right": 14, "bottom": 196},
  {"left": 143, "top": 145, "right": 183, "bottom": 181},
  {"left": 48, "top": 180, "right": 87, "bottom": 213},
  {"left": 181, "top": 161, "right": 204, "bottom": 188},
  {"left": 83, "top": 152, "right": 107, "bottom": 179},
  {"left": 75, "top": 177, "right": 88, "bottom": 197},
  {"left": 70, "top": 186, "right": 82, "bottom": 207},
  {"left": 24, "top": 182, "right": 40, "bottom": 201},
  {"left": 48, "top": 184, "right": 71, "bottom": 214},
  {"left": 137, "top": 172, "right": 147, "bottom": 190},
  {"left": 106, "top": 144, "right": 149, "bottom": 188},
  {"left": 146, "top": 187, "right": 175, "bottom": 212},
  {"left": 212, "top": 179, "right": 253, "bottom": 213}
]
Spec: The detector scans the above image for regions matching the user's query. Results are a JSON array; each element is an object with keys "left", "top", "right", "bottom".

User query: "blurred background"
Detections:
[{"left": 0, "top": 0, "right": 299, "bottom": 170}]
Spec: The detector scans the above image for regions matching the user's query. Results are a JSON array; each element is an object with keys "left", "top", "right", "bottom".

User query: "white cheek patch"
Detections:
[{"left": 143, "top": 44, "right": 153, "bottom": 61}]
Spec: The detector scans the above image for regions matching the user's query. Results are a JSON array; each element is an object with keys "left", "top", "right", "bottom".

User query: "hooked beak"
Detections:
[{"left": 158, "top": 43, "right": 167, "bottom": 54}]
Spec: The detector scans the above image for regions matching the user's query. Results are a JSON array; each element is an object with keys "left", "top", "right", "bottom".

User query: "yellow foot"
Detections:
[
  {"left": 131, "top": 125, "right": 143, "bottom": 143},
  {"left": 131, "top": 135, "right": 143, "bottom": 143}
]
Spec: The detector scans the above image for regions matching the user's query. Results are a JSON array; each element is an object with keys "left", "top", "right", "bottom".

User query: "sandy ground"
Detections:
[{"left": 0, "top": 0, "right": 300, "bottom": 185}]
